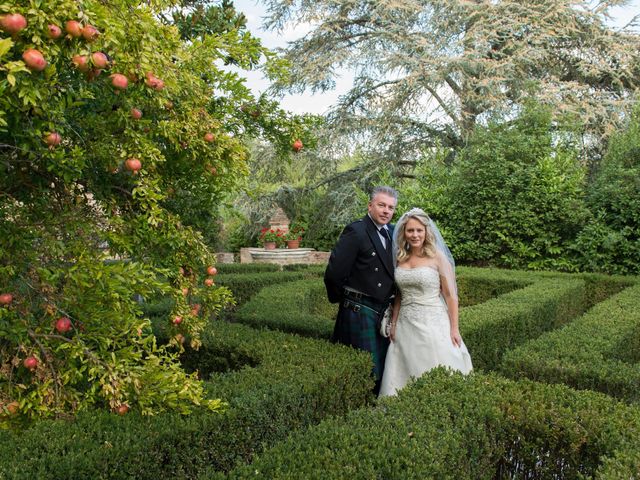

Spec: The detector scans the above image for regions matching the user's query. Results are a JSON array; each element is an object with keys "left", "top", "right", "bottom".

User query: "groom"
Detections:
[{"left": 324, "top": 186, "right": 398, "bottom": 394}]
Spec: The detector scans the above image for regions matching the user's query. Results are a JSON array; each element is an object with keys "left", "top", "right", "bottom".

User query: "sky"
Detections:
[{"left": 232, "top": 0, "right": 640, "bottom": 115}]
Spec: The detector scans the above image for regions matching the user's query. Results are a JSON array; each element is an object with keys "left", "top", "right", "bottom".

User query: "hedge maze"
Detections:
[{"left": 1, "top": 265, "right": 638, "bottom": 478}]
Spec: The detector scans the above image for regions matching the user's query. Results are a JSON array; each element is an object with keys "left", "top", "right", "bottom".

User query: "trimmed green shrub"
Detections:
[
  {"left": 235, "top": 268, "right": 532, "bottom": 339},
  {"left": 141, "top": 270, "right": 312, "bottom": 326},
  {"left": 461, "top": 277, "right": 588, "bottom": 370},
  {"left": 235, "top": 279, "right": 336, "bottom": 338},
  {"left": 217, "top": 271, "right": 311, "bottom": 307},
  {"left": 214, "top": 263, "right": 281, "bottom": 274},
  {"left": 0, "top": 322, "right": 373, "bottom": 479},
  {"left": 225, "top": 370, "right": 640, "bottom": 479},
  {"left": 282, "top": 263, "right": 326, "bottom": 274},
  {"left": 455, "top": 266, "right": 533, "bottom": 306},
  {"left": 500, "top": 283, "right": 640, "bottom": 402}
]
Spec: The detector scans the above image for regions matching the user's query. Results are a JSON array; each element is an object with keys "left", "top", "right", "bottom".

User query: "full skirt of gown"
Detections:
[{"left": 379, "top": 266, "right": 472, "bottom": 397}]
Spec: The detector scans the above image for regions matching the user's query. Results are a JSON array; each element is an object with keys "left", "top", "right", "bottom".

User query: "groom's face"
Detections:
[{"left": 368, "top": 193, "right": 396, "bottom": 226}]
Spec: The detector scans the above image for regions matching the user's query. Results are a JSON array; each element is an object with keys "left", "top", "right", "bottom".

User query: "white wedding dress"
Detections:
[{"left": 379, "top": 266, "right": 472, "bottom": 397}]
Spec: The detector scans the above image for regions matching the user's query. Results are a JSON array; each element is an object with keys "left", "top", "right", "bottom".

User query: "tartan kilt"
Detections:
[{"left": 331, "top": 300, "right": 390, "bottom": 384}]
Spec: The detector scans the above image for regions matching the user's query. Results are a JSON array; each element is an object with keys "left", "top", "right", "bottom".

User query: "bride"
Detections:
[{"left": 379, "top": 208, "right": 472, "bottom": 397}]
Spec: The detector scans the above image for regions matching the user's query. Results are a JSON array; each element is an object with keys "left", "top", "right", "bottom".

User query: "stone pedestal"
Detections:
[
  {"left": 215, "top": 252, "right": 235, "bottom": 264},
  {"left": 240, "top": 248, "right": 330, "bottom": 267}
]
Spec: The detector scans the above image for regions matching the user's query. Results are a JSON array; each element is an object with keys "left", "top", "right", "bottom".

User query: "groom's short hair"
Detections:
[{"left": 370, "top": 186, "right": 398, "bottom": 201}]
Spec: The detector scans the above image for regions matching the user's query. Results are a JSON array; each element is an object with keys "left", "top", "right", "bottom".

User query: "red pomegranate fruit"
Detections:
[
  {"left": 55, "top": 316, "right": 72, "bottom": 333},
  {"left": 124, "top": 158, "right": 142, "bottom": 173},
  {"left": 72, "top": 55, "right": 90, "bottom": 72},
  {"left": 47, "top": 24, "right": 62, "bottom": 39},
  {"left": 91, "top": 51, "right": 109, "bottom": 69},
  {"left": 22, "top": 49, "right": 47, "bottom": 71},
  {"left": 23, "top": 356, "right": 38, "bottom": 371},
  {"left": 110, "top": 73, "right": 128, "bottom": 90},
  {"left": 0, "top": 13, "right": 27, "bottom": 35},
  {"left": 0, "top": 293, "right": 13, "bottom": 305},
  {"left": 65, "top": 20, "right": 82, "bottom": 38},
  {"left": 44, "top": 132, "right": 62, "bottom": 148},
  {"left": 82, "top": 24, "right": 99, "bottom": 42}
]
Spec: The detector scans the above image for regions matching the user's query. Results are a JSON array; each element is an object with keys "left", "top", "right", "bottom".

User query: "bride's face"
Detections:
[{"left": 404, "top": 218, "right": 426, "bottom": 250}]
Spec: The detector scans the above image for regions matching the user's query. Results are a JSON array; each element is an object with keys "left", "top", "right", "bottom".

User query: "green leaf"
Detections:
[{"left": 0, "top": 37, "right": 13, "bottom": 58}]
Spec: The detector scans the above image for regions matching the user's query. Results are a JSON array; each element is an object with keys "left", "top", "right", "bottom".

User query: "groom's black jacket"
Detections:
[{"left": 324, "top": 215, "right": 395, "bottom": 304}]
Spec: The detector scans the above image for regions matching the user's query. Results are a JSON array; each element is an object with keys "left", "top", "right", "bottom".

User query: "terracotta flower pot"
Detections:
[
  {"left": 263, "top": 241, "right": 276, "bottom": 250},
  {"left": 286, "top": 239, "right": 300, "bottom": 249}
]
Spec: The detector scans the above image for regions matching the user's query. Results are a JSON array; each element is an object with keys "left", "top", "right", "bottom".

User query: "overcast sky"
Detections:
[{"left": 233, "top": 0, "right": 640, "bottom": 115}]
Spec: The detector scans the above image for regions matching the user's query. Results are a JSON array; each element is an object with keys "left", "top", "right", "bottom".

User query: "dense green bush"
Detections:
[
  {"left": 500, "top": 283, "right": 640, "bottom": 402},
  {"left": 441, "top": 106, "right": 588, "bottom": 270},
  {"left": 225, "top": 369, "right": 640, "bottom": 479},
  {"left": 571, "top": 106, "right": 640, "bottom": 275},
  {"left": 0, "top": 322, "right": 373, "bottom": 479}
]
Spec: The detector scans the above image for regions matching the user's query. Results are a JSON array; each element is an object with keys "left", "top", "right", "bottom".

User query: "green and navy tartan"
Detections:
[{"left": 331, "top": 298, "right": 390, "bottom": 394}]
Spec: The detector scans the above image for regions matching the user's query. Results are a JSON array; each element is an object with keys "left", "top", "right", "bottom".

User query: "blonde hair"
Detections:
[{"left": 396, "top": 210, "right": 436, "bottom": 264}]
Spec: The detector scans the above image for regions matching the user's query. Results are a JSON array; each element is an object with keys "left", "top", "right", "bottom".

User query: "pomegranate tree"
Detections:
[{"left": 0, "top": 0, "right": 307, "bottom": 429}]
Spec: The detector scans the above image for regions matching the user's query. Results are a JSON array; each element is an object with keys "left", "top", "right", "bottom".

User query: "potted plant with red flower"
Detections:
[
  {"left": 284, "top": 223, "right": 305, "bottom": 249},
  {"left": 259, "top": 227, "right": 285, "bottom": 249}
]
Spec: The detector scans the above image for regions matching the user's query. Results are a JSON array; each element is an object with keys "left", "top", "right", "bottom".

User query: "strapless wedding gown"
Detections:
[{"left": 379, "top": 266, "right": 472, "bottom": 397}]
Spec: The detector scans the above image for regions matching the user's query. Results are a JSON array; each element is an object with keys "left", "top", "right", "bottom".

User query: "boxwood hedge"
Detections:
[
  {"left": 234, "top": 269, "right": 531, "bottom": 340},
  {"left": 0, "top": 322, "right": 373, "bottom": 480},
  {"left": 225, "top": 369, "right": 640, "bottom": 479},
  {"left": 214, "top": 263, "right": 281, "bottom": 274},
  {"left": 2, "top": 268, "right": 635, "bottom": 479},
  {"left": 500, "top": 282, "right": 640, "bottom": 403}
]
